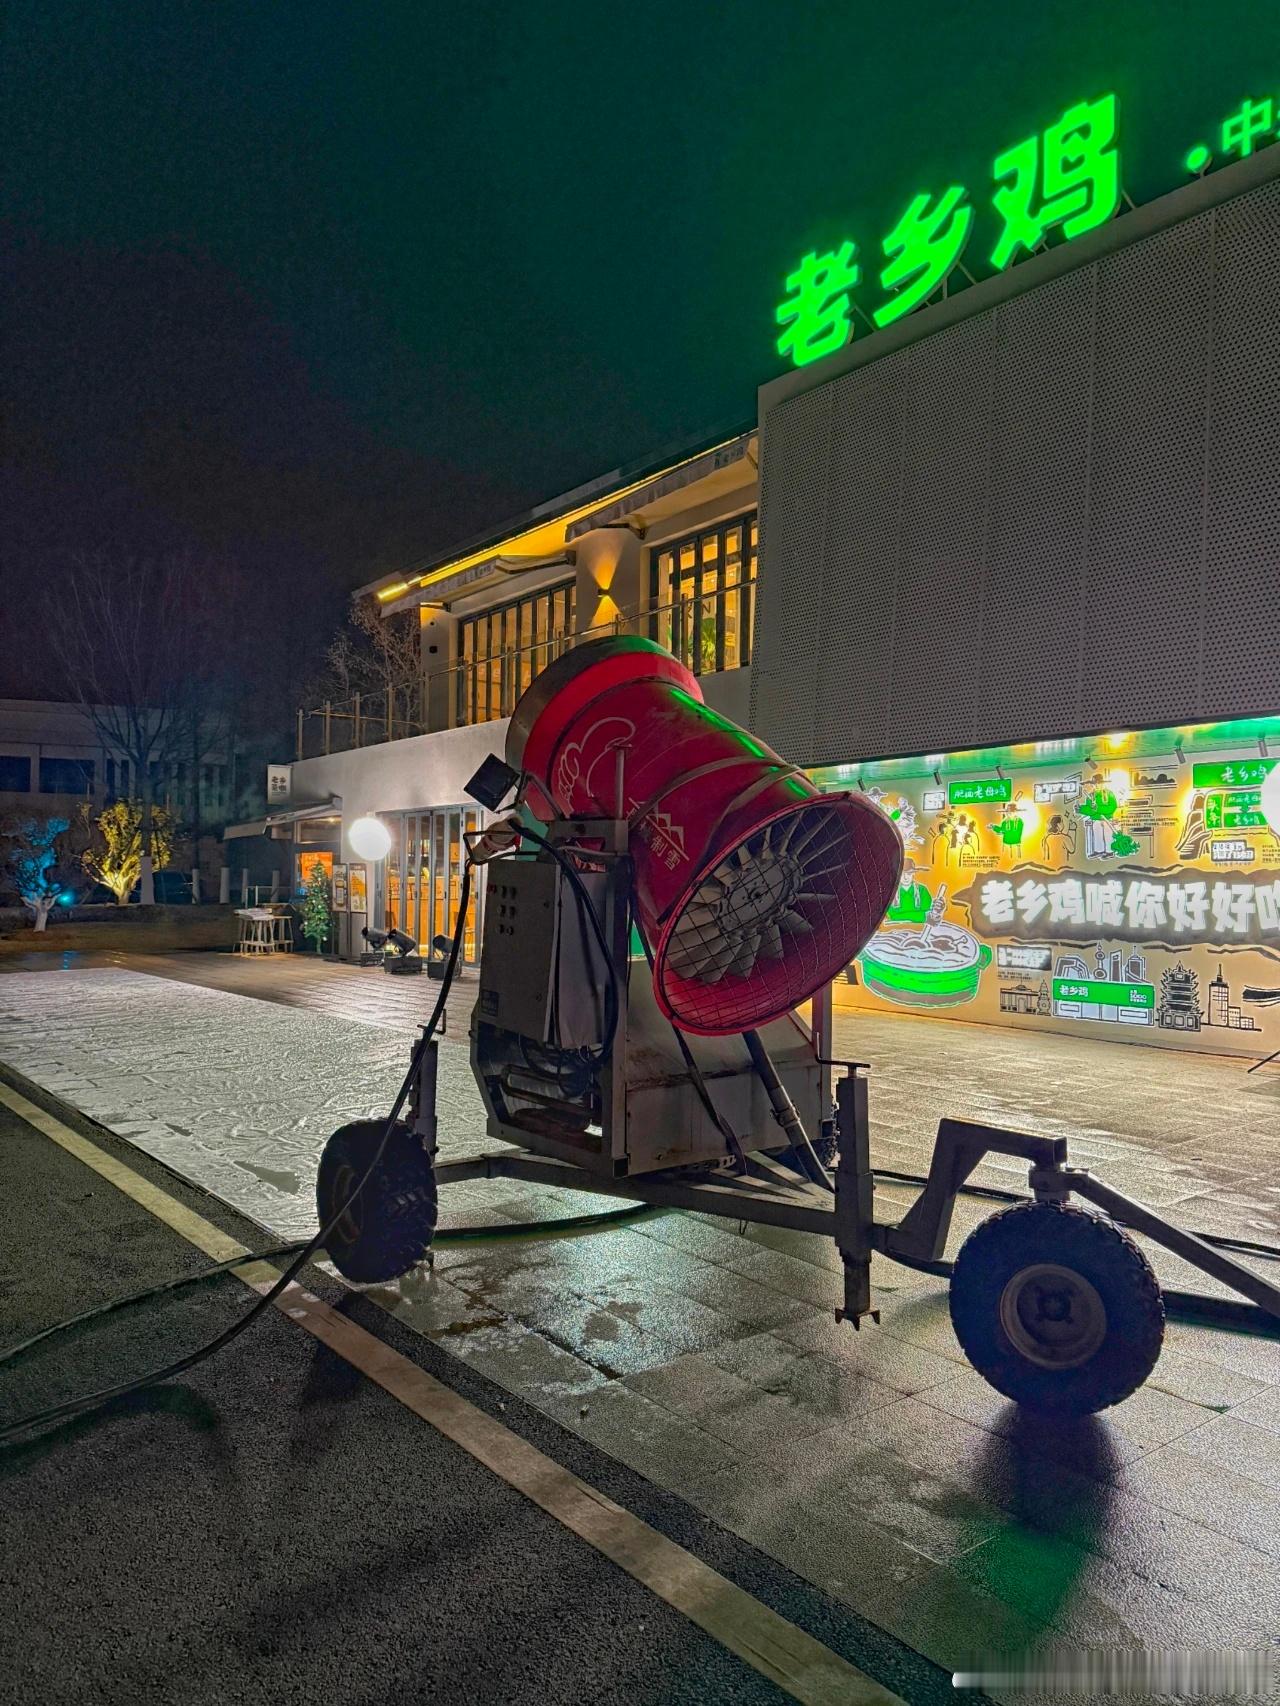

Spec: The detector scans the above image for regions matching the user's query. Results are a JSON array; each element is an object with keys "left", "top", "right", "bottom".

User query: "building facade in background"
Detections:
[
  {"left": 755, "top": 146, "right": 1280, "bottom": 1058},
  {"left": 248, "top": 140, "right": 1280, "bottom": 1060},
  {"left": 254, "top": 431, "right": 759, "bottom": 963},
  {"left": 0, "top": 699, "right": 245, "bottom": 833}
]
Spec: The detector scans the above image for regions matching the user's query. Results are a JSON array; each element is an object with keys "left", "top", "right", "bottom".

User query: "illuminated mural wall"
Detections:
[{"left": 813, "top": 717, "right": 1280, "bottom": 1057}]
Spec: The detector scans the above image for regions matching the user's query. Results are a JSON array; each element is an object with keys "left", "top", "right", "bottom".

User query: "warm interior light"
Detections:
[
  {"left": 349, "top": 816, "right": 393, "bottom": 860},
  {"left": 1104, "top": 731, "right": 1130, "bottom": 751},
  {"left": 1104, "top": 766, "right": 1133, "bottom": 804},
  {"left": 1014, "top": 800, "right": 1041, "bottom": 840}
]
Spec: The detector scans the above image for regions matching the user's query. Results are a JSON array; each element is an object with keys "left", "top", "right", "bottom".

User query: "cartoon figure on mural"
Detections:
[
  {"left": 1041, "top": 810, "right": 1077, "bottom": 863},
  {"left": 1067, "top": 769, "right": 1143, "bottom": 860},
  {"left": 991, "top": 793, "right": 1039, "bottom": 863},
  {"left": 931, "top": 808, "right": 984, "bottom": 866},
  {"left": 863, "top": 788, "right": 923, "bottom": 858}
]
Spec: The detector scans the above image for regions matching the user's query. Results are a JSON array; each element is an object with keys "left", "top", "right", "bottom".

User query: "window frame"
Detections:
[
  {"left": 456, "top": 578, "right": 576, "bottom": 725},
  {"left": 647, "top": 509, "right": 757, "bottom": 676}
]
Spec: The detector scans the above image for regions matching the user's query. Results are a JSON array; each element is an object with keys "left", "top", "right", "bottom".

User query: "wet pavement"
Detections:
[
  {"left": 4, "top": 1095, "right": 903, "bottom": 1706},
  {"left": 2, "top": 953, "right": 1280, "bottom": 1694}
]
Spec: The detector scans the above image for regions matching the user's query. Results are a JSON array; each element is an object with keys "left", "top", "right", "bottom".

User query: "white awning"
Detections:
[{"left": 223, "top": 796, "right": 341, "bottom": 840}]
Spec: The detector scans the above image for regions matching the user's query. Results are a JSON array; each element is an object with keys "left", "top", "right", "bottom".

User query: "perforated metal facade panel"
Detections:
[{"left": 753, "top": 173, "right": 1280, "bottom": 764}]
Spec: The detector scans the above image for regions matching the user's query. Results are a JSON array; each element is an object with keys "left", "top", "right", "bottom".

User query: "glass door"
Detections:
[{"left": 389, "top": 808, "right": 485, "bottom": 967}]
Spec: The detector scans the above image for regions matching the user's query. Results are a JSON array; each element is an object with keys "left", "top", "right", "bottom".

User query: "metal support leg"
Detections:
[
  {"left": 834, "top": 1068, "right": 877, "bottom": 1327},
  {"left": 410, "top": 1035, "right": 439, "bottom": 1160}
]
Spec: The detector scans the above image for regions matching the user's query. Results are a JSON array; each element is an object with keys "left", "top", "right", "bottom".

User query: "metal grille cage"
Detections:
[{"left": 655, "top": 794, "right": 904, "bottom": 1034}]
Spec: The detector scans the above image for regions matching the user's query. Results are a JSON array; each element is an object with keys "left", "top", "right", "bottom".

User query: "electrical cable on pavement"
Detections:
[
  {"left": 0, "top": 836, "right": 642, "bottom": 1441},
  {"left": 6, "top": 815, "right": 1280, "bottom": 1433},
  {"left": 0, "top": 868, "right": 473, "bottom": 1444}
]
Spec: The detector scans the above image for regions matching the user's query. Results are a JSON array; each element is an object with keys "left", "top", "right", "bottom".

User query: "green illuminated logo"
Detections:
[
  {"left": 775, "top": 89, "right": 1121, "bottom": 367},
  {"left": 1184, "top": 92, "right": 1280, "bottom": 178},
  {"left": 874, "top": 187, "right": 973, "bottom": 328},
  {"left": 1053, "top": 977, "right": 1155, "bottom": 1009},
  {"left": 949, "top": 778, "right": 1012, "bottom": 805},
  {"left": 989, "top": 93, "right": 1120, "bottom": 269},
  {"left": 1192, "top": 758, "right": 1277, "bottom": 789},
  {"left": 775, "top": 243, "right": 861, "bottom": 368},
  {"left": 1223, "top": 94, "right": 1274, "bottom": 158}
]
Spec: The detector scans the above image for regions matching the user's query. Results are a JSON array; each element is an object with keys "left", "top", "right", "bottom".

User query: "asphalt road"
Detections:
[{"left": 0, "top": 1081, "right": 961, "bottom": 1706}]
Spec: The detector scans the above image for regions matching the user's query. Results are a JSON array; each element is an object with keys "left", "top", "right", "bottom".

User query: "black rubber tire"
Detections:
[
  {"left": 948, "top": 1200, "right": 1164, "bottom": 1414},
  {"left": 316, "top": 1119, "right": 438, "bottom": 1284}
]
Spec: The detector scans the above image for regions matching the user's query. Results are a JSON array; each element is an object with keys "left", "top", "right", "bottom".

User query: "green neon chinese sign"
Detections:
[
  {"left": 1053, "top": 978, "right": 1155, "bottom": 1010},
  {"left": 1192, "top": 758, "right": 1277, "bottom": 789},
  {"left": 776, "top": 83, "right": 1280, "bottom": 370},
  {"left": 776, "top": 91, "right": 1120, "bottom": 368},
  {"left": 949, "top": 778, "right": 1012, "bottom": 805},
  {"left": 1185, "top": 93, "right": 1280, "bottom": 176}
]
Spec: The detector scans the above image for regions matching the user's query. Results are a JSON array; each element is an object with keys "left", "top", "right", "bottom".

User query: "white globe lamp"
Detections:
[
  {"left": 349, "top": 816, "right": 392, "bottom": 861},
  {"left": 1261, "top": 761, "right": 1280, "bottom": 831}
]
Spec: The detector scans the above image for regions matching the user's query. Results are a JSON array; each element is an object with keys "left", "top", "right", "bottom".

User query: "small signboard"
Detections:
[
  {"left": 1192, "top": 759, "right": 1276, "bottom": 790},
  {"left": 1053, "top": 977, "right": 1155, "bottom": 1010},
  {"left": 949, "top": 778, "right": 1012, "bottom": 806},
  {"left": 1205, "top": 790, "right": 1266, "bottom": 831},
  {"left": 267, "top": 764, "right": 291, "bottom": 803},
  {"left": 998, "top": 945, "right": 1053, "bottom": 972}
]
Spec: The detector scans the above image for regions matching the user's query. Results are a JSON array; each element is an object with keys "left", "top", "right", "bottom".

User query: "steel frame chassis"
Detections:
[{"left": 411, "top": 1038, "right": 1280, "bottom": 1330}]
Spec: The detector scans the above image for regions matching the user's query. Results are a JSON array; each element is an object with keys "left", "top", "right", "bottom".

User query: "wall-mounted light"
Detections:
[
  {"left": 932, "top": 768, "right": 942, "bottom": 786},
  {"left": 1260, "top": 736, "right": 1270, "bottom": 758},
  {"left": 995, "top": 765, "right": 1006, "bottom": 781},
  {"left": 1174, "top": 740, "right": 1186, "bottom": 765}
]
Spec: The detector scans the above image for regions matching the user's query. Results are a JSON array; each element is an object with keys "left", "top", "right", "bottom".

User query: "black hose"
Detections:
[
  {"left": 0, "top": 1204, "right": 662, "bottom": 1376},
  {"left": 0, "top": 866, "right": 473, "bottom": 1445}
]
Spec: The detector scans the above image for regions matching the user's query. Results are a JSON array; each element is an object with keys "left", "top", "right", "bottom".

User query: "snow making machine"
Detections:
[{"left": 318, "top": 636, "right": 1280, "bottom": 1414}]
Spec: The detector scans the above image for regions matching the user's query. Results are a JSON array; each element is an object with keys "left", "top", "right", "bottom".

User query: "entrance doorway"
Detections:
[{"left": 387, "top": 807, "right": 483, "bottom": 967}]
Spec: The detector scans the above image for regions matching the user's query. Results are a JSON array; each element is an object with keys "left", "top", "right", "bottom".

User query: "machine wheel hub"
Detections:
[{"left": 998, "top": 1261, "right": 1107, "bottom": 1369}]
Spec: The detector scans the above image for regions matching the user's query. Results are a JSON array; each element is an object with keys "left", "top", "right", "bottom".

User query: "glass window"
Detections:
[
  {"left": 648, "top": 510, "right": 756, "bottom": 675},
  {"left": 39, "top": 757, "right": 94, "bottom": 795},
  {"left": 0, "top": 755, "right": 31, "bottom": 792},
  {"left": 456, "top": 579, "right": 575, "bottom": 726}
]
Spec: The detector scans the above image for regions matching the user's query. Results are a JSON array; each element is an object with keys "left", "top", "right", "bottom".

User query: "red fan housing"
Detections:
[{"left": 506, "top": 636, "right": 903, "bottom": 1036}]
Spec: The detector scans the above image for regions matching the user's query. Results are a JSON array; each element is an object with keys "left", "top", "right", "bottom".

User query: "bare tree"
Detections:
[
  {"left": 307, "top": 594, "right": 421, "bottom": 742},
  {"left": 48, "top": 552, "right": 216, "bottom": 904}
]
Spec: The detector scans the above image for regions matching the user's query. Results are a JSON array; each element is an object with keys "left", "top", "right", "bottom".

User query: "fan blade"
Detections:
[{"left": 759, "top": 923, "right": 785, "bottom": 960}]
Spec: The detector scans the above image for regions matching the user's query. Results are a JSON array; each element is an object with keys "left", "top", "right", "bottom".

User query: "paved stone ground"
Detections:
[{"left": 3, "top": 955, "right": 1280, "bottom": 1694}]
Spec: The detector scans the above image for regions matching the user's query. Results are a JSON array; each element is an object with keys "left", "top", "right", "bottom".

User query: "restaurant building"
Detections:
[
  {"left": 252, "top": 123, "right": 1280, "bottom": 1059},
  {"left": 252, "top": 430, "right": 760, "bottom": 966},
  {"left": 753, "top": 138, "right": 1280, "bottom": 1058}
]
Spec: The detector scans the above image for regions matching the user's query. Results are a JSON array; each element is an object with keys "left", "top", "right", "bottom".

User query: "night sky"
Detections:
[{"left": 3, "top": 2, "right": 1277, "bottom": 707}]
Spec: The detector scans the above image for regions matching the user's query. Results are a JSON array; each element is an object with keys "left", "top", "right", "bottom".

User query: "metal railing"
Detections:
[
  {"left": 295, "top": 582, "right": 755, "bottom": 759},
  {"left": 295, "top": 687, "right": 432, "bottom": 761}
]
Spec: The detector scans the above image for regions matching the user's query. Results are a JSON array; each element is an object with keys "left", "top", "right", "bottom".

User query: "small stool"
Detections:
[
  {"left": 267, "top": 910, "right": 293, "bottom": 952},
  {"left": 235, "top": 909, "right": 276, "bottom": 955}
]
